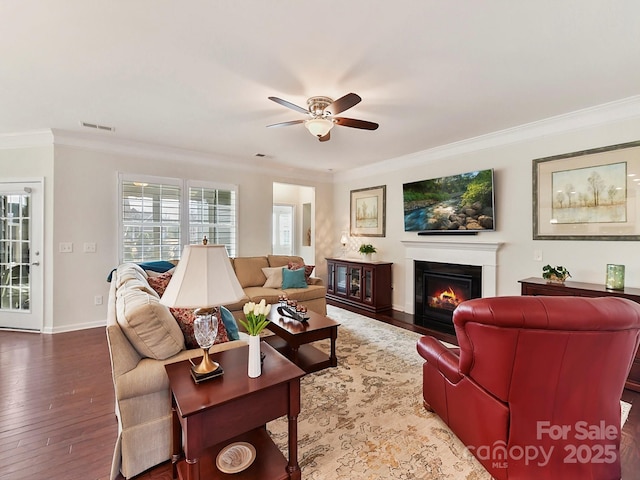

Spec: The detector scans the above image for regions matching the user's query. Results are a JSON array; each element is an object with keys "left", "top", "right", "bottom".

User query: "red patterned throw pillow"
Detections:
[
  {"left": 287, "top": 262, "right": 315, "bottom": 284},
  {"left": 169, "top": 308, "right": 229, "bottom": 349},
  {"left": 147, "top": 270, "right": 173, "bottom": 297}
]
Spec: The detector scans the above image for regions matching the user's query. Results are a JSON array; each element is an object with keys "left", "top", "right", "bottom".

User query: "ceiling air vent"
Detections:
[{"left": 80, "top": 121, "right": 115, "bottom": 132}]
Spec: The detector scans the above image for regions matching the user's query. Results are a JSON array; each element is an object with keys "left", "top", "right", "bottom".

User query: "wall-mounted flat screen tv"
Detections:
[{"left": 403, "top": 168, "right": 495, "bottom": 233}]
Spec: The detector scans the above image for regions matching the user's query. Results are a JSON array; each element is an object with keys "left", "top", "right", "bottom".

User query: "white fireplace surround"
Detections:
[{"left": 402, "top": 239, "right": 501, "bottom": 314}]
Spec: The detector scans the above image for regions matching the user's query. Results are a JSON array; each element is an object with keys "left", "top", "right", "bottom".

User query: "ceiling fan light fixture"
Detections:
[{"left": 305, "top": 118, "right": 334, "bottom": 138}]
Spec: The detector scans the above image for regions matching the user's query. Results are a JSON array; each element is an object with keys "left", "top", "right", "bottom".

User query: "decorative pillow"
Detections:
[
  {"left": 219, "top": 305, "right": 240, "bottom": 341},
  {"left": 170, "top": 308, "right": 230, "bottom": 349},
  {"left": 262, "top": 266, "right": 283, "bottom": 288},
  {"left": 115, "top": 287, "right": 185, "bottom": 359},
  {"left": 147, "top": 270, "right": 173, "bottom": 297},
  {"left": 288, "top": 262, "right": 315, "bottom": 284},
  {"left": 282, "top": 267, "right": 308, "bottom": 289}
]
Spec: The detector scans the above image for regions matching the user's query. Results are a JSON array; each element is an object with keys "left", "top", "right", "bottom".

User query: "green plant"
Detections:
[
  {"left": 358, "top": 244, "right": 377, "bottom": 254},
  {"left": 542, "top": 265, "right": 571, "bottom": 280},
  {"left": 239, "top": 299, "right": 271, "bottom": 335}
]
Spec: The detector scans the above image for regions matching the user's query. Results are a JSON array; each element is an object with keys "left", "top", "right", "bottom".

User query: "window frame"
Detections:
[{"left": 118, "top": 173, "right": 238, "bottom": 262}]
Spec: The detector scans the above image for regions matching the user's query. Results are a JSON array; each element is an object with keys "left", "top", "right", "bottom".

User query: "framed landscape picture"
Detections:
[
  {"left": 350, "top": 185, "right": 386, "bottom": 237},
  {"left": 533, "top": 140, "right": 640, "bottom": 240}
]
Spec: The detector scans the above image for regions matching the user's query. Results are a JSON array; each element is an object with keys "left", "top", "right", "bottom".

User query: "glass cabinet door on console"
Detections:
[
  {"left": 348, "top": 266, "right": 362, "bottom": 301},
  {"left": 363, "top": 267, "right": 374, "bottom": 306},
  {"left": 327, "top": 261, "right": 335, "bottom": 293},
  {"left": 335, "top": 264, "right": 348, "bottom": 296}
]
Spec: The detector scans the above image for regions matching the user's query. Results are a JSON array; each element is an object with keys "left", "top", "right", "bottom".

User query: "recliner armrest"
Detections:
[{"left": 416, "top": 336, "right": 463, "bottom": 384}]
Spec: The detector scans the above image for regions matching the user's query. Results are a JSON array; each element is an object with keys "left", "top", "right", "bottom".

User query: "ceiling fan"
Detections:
[{"left": 267, "top": 92, "right": 378, "bottom": 142}]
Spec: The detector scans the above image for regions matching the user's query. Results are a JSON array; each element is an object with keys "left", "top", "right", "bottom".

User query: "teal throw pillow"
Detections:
[
  {"left": 281, "top": 267, "right": 308, "bottom": 289},
  {"left": 219, "top": 305, "right": 240, "bottom": 341}
]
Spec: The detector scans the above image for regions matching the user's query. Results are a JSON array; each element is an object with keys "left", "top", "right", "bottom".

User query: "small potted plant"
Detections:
[
  {"left": 542, "top": 265, "right": 571, "bottom": 284},
  {"left": 358, "top": 243, "right": 376, "bottom": 261}
]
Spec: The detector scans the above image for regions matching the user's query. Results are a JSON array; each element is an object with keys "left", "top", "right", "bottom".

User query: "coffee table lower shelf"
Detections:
[
  {"left": 264, "top": 335, "right": 333, "bottom": 373},
  {"left": 175, "top": 427, "right": 289, "bottom": 480}
]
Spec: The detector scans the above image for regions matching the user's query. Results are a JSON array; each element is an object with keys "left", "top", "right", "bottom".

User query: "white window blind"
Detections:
[{"left": 119, "top": 175, "right": 237, "bottom": 262}]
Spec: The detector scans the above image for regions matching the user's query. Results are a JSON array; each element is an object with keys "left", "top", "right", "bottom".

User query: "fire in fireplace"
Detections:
[{"left": 415, "top": 261, "right": 482, "bottom": 333}]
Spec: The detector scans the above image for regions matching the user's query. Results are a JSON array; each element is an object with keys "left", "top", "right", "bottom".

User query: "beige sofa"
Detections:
[
  {"left": 223, "top": 254, "right": 327, "bottom": 317},
  {"left": 106, "top": 255, "right": 325, "bottom": 479}
]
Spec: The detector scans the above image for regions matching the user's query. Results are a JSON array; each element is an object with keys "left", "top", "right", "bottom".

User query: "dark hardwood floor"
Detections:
[{"left": 0, "top": 306, "right": 638, "bottom": 479}]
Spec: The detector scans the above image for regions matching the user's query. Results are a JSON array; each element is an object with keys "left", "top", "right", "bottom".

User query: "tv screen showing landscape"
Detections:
[{"left": 403, "top": 169, "right": 495, "bottom": 232}]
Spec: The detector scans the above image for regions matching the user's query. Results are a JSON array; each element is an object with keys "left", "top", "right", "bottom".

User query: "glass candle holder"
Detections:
[{"left": 605, "top": 264, "right": 625, "bottom": 290}]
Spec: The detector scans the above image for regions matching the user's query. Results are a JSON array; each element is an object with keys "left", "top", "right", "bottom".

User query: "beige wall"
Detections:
[
  {"left": 333, "top": 108, "right": 640, "bottom": 311},
  {"left": 2, "top": 138, "right": 332, "bottom": 332}
]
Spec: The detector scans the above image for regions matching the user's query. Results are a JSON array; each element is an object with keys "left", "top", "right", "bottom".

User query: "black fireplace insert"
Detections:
[{"left": 414, "top": 261, "right": 482, "bottom": 334}]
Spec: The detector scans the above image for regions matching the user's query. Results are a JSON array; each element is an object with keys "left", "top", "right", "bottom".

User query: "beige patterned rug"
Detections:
[
  {"left": 267, "top": 306, "right": 491, "bottom": 479},
  {"left": 267, "top": 306, "right": 633, "bottom": 480}
]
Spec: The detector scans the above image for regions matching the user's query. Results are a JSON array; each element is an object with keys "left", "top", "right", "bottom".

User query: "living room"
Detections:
[{"left": 1, "top": 2, "right": 640, "bottom": 479}]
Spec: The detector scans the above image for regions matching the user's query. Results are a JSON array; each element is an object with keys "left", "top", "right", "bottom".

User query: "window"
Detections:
[{"left": 119, "top": 175, "right": 237, "bottom": 262}]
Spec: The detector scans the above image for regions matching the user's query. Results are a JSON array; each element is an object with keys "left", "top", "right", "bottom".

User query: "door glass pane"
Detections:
[
  {"left": 336, "top": 265, "right": 347, "bottom": 295},
  {"left": 349, "top": 267, "right": 361, "bottom": 299},
  {"left": 364, "top": 269, "right": 373, "bottom": 302},
  {"left": 0, "top": 193, "right": 30, "bottom": 311}
]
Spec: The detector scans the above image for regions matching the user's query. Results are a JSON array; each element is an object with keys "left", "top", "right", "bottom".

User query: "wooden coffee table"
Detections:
[
  {"left": 165, "top": 343, "right": 304, "bottom": 480},
  {"left": 264, "top": 307, "right": 340, "bottom": 374}
]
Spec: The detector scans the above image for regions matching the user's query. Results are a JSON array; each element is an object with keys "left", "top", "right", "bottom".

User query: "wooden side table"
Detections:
[{"left": 165, "top": 343, "right": 305, "bottom": 480}]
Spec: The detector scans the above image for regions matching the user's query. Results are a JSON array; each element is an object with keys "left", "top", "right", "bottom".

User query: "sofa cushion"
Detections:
[
  {"left": 282, "top": 267, "right": 308, "bottom": 289},
  {"left": 243, "top": 286, "right": 283, "bottom": 305},
  {"left": 219, "top": 306, "right": 240, "bottom": 341},
  {"left": 262, "top": 266, "right": 284, "bottom": 288},
  {"left": 233, "top": 256, "right": 269, "bottom": 288},
  {"left": 170, "top": 308, "right": 229, "bottom": 349},
  {"left": 283, "top": 284, "right": 326, "bottom": 302},
  {"left": 116, "top": 286, "right": 185, "bottom": 360},
  {"left": 268, "top": 254, "right": 305, "bottom": 268}
]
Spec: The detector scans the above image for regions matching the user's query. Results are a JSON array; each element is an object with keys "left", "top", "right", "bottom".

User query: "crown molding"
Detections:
[
  {"left": 0, "top": 128, "right": 333, "bottom": 183},
  {"left": 336, "top": 95, "right": 640, "bottom": 182},
  {"left": 0, "top": 130, "right": 54, "bottom": 149}
]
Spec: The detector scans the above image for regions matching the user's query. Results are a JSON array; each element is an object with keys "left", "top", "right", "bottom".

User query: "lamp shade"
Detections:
[
  {"left": 305, "top": 118, "right": 334, "bottom": 137},
  {"left": 160, "top": 244, "right": 245, "bottom": 308}
]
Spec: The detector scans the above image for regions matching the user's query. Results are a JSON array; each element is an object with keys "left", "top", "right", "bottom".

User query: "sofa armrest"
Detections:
[
  {"left": 307, "top": 276, "right": 323, "bottom": 286},
  {"left": 417, "top": 336, "right": 463, "bottom": 384}
]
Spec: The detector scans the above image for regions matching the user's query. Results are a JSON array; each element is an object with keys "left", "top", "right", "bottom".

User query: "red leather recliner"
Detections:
[{"left": 417, "top": 296, "right": 640, "bottom": 480}]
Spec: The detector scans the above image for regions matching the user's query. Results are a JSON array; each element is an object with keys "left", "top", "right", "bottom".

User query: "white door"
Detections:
[
  {"left": 272, "top": 204, "right": 294, "bottom": 255},
  {"left": 0, "top": 180, "right": 43, "bottom": 331}
]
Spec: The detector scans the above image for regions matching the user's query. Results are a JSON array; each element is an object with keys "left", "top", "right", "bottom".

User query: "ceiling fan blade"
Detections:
[
  {"left": 266, "top": 119, "right": 305, "bottom": 128},
  {"left": 334, "top": 117, "right": 379, "bottom": 130},
  {"left": 319, "top": 131, "right": 330, "bottom": 142},
  {"left": 268, "top": 96, "right": 309, "bottom": 115},
  {"left": 327, "top": 93, "right": 361, "bottom": 115}
]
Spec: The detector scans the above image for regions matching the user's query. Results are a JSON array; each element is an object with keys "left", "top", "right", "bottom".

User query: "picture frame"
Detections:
[
  {"left": 350, "top": 185, "right": 386, "bottom": 237},
  {"left": 533, "top": 140, "right": 640, "bottom": 240}
]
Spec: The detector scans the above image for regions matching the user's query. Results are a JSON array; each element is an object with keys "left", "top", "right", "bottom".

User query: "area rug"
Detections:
[
  {"left": 267, "top": 306, "right": 490, "bottom": 479},
  {"left": 267, "top": 306, "right": 633, "bottom": 480}
]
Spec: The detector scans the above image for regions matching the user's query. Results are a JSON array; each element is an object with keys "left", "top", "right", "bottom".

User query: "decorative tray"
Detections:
[{"left": 277, "top": 305, "right": 309, "bottom": 322}]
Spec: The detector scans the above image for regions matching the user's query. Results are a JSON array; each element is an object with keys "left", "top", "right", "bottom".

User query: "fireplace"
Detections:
[{"left": 415, "top": 261, "right": 482, "bottom": 334}]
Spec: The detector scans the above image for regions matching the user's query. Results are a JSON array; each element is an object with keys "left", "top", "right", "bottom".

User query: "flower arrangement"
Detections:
[
  {"left": 358, "top": 244, "right": 377, "bottom": 254},
  {"left": 240, "top": 299, "right": 271, "bottom": 335},
  {"left": 542, "top": 265, "right": 571, "bottom": 283}
]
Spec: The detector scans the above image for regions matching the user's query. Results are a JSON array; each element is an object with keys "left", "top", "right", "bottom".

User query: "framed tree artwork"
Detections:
[
  {"left": 350, "top": 185, "right": 386, "bottom": 237},
  {"left": 533, "top": 140, "right": 640, "bottom": 240}
]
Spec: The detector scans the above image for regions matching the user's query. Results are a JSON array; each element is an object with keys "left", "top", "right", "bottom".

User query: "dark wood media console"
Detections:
[{"left": 519, "top": 277, "right": 640, "bottom": 393}]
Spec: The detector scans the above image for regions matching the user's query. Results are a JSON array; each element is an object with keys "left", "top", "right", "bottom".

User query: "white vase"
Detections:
[{"left": 248, "top": 335, "right": 261, "bottom": 378}]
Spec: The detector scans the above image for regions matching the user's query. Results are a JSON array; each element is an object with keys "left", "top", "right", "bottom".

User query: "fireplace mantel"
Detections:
[{"left": 402, "top": 240, "right": 502, "bottom": 313}]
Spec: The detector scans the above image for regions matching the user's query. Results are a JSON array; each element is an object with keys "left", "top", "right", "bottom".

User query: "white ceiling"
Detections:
[{"left": 2, "top": 1, "right": 640, "bottom": 173}]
